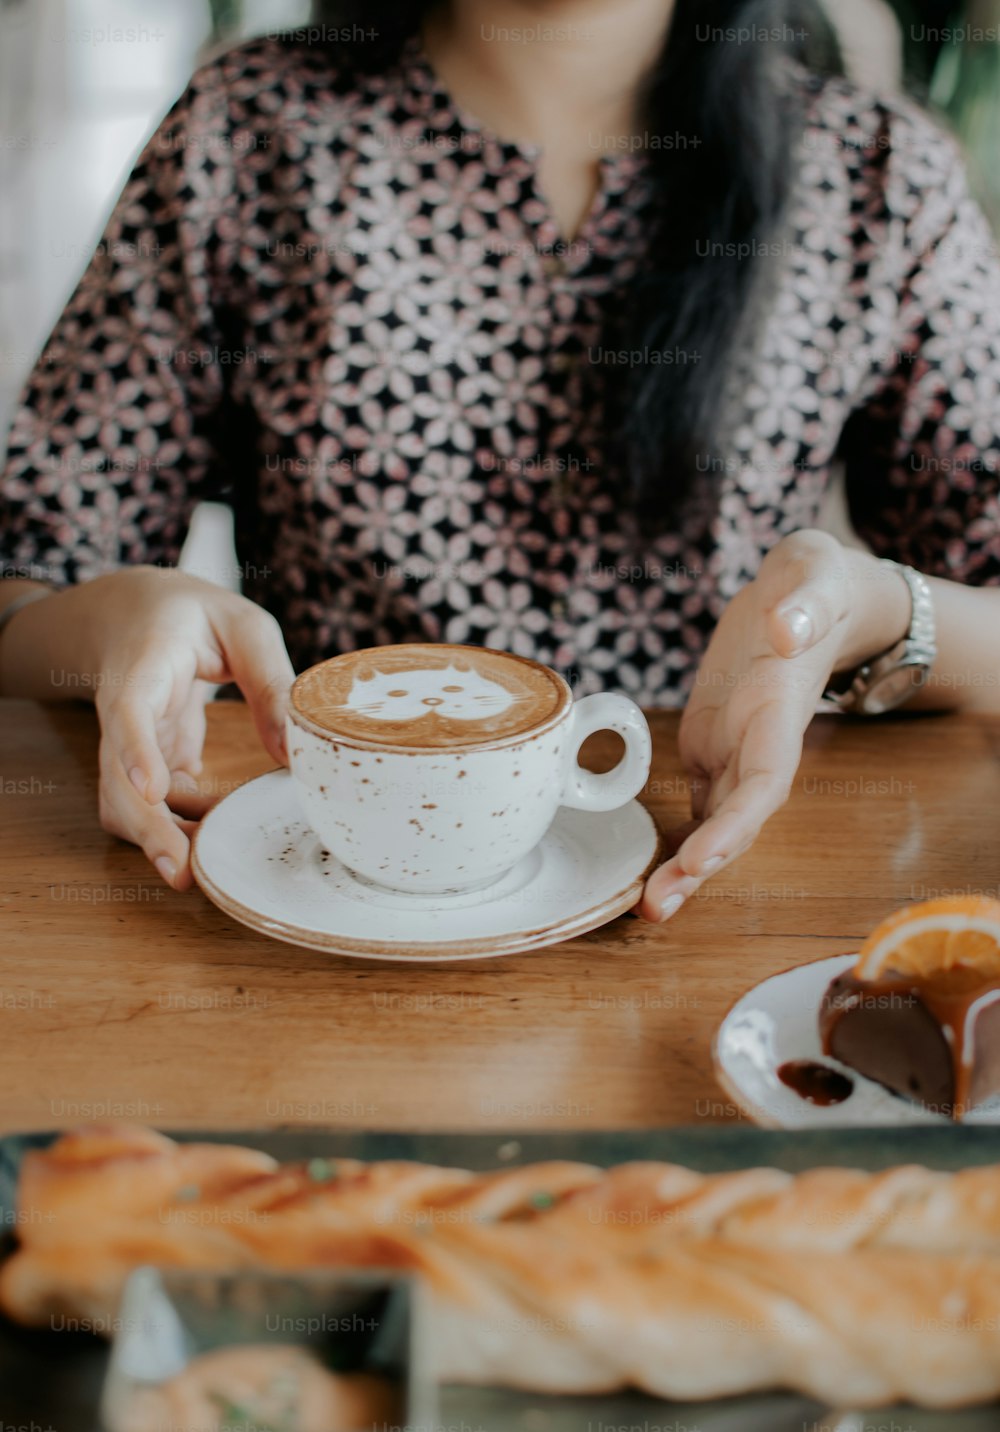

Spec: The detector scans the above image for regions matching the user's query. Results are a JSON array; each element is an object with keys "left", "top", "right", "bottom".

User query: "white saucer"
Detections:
[
  {"left": 714, "top": 953, "right": 1000, "bottom": 1127},
  {"left": 191, "top": 770, "right": 663, "bottom": 961}
]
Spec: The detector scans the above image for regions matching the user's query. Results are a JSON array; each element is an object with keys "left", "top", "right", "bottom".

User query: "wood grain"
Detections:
[{"left": 1, "top": 699, "right": 999, "bottom": 1136}]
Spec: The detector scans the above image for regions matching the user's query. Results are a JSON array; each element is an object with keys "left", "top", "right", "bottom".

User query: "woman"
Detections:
[{"left": 1, "top": 0, "right": 998, "bottom": 921}]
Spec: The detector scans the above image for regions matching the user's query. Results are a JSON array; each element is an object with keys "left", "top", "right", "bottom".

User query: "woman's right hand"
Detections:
[{"left": 69, "top": 567, "right": 294, "bottom": 889}]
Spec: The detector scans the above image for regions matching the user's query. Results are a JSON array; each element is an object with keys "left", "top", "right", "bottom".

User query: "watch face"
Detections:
[{"left": 865, "top": 665, "right": 924, "bottom": 715}]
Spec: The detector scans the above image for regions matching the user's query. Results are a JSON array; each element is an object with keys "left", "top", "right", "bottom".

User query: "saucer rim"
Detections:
[
  {"left": 191, "top": 770, "right": 666, "bottom": 961},
  {"left": 710, "top": 952, "right": 966, "bottom": 1129}
]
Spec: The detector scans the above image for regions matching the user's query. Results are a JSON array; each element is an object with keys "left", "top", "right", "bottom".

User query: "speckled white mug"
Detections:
[{"left": 286, "top": 644, "right": 652, "bottom": 896}]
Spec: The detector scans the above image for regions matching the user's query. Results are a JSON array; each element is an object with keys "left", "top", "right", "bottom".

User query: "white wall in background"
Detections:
[
  {"left": 0, "top": 0, "right": 306, "bottom": 588},
  {"left": 820, "top": 0, "right": 904, "bottom": 93},
  {"left": 0, "top": 0, "right": 213, "bottom": 442}
]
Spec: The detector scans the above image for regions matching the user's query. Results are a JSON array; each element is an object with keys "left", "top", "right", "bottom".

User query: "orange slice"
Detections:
[{"left": 855, "top": 896, "right": 1000, "bottom": 982}]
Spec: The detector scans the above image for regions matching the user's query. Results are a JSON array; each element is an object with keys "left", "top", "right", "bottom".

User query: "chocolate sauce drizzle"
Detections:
[{"left": 777, "top": 1059, "right": 854, "bottom": 1106}]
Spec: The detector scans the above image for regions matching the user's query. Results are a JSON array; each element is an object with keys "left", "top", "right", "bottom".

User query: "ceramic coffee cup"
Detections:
[{"left": 286, "top": 643, "right": 652, "bottom": 895}]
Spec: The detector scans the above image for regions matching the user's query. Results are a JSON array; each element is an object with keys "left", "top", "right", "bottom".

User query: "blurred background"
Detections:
[{"left": 0, "top": 0, "right": 997, "bottom": 574}]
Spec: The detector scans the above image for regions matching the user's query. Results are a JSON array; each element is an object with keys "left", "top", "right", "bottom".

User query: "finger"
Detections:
[
  {"left": 640, "top": 701, "right": 804, "bottom": 922},
  {"left": 638, "top": 810, "right": 758, "bottom": 921},
  {"left": 688, "top": 765, "right": 712, "bottom": 821},
  {"left": 694, "top": 753, "right": 735, "bottom": 820},
  {"left": 628, "top": 817, "right": 703, "bottom": 918},
  {"left": 98, "top": 742, "right": 194, "bottom": 890},
  {"left": 215, "top": 603, "right": 295, "bottom": 765},
  {"left": 677, "top": 699, "right": 803, "bottom": 876},
  {"left": 767, "top": 532, "right": 849, "bottom": 660},
  {"left": 166, "top": 681, "right": 210, "bottom": 777},
  {"left": 635, "top": 857, "right": 702, "bottom": 922},
  {"left": 97, "top": 668, "right": 175, "bottom": 805},
  {"left": 678, "top": 704, "right": 721, "bottom": 822}
]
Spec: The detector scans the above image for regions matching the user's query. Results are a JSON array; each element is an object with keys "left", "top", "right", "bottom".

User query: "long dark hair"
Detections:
[{"left": 312, "top": 0, "right": 839, "bottom": 519}]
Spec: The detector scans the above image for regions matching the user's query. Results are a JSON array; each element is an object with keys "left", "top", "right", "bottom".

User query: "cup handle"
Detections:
[{"left": 559, "top": 693, "right": 652, "bottom": 813}]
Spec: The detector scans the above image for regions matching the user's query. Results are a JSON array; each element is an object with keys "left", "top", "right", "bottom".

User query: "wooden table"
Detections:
[{"left": 2, "top": 699, "right": 999, "bottom": 1137}]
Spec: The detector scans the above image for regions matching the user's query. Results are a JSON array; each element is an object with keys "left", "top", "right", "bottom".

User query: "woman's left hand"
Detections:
[{"left": 637, "top": 529, "right": 911, "bottom": 922}]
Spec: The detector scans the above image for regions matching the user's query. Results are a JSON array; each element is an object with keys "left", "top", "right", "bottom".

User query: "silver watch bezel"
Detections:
[{"left": 851, "top": 649, "right": 933, "bottom": 715}]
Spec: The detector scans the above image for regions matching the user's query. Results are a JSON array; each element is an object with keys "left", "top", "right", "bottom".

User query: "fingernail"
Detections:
[
  {"left": 659, "top": 893, "right": 684, "bottom": 921},
  {"left": 780, "top": 606, "right": 812, "bottom": 648},
  {"left": 129, "top": 766, "right": 148, "bottom": 798},
  {"left": 701, "top": 855, "right": 725, "bottom": 875},
  {"left": 154, "top": 855, "right": 177, "bottom": 886}
]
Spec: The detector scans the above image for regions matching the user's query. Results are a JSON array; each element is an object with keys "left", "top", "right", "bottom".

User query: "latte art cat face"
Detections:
[
  {"left": 345, "top": 665, "right": 515, "bottom": 724},
  {"left": 290, "top": 643, "right": 569, "bottom": 749}
]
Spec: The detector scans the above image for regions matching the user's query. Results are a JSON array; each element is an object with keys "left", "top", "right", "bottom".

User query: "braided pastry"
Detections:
[{"left": 3, "top": 1125, "right": 1000, "bottom": 1407}]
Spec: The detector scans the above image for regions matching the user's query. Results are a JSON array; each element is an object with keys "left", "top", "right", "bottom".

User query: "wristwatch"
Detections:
[{"left": 822, "top": 561, "right": 937, "bottom": 715}]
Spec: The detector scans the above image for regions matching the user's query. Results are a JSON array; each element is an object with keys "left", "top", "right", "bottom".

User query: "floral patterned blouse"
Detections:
[{"left": 2, "top": 36, "right": 999, "bottom": 704}]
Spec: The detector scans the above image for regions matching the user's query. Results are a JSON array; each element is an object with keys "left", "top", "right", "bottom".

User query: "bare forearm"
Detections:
[
  {"left": 827, "top": 551, "right": 1000, "bottom": 714},
  {"left": 0, "top": 579, "right": 101, "bottom": 700}
]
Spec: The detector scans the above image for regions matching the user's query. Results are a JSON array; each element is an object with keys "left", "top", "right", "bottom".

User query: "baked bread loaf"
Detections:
[{"left": 3, "top": 1125, "right": 1000, "bottom": 1407}]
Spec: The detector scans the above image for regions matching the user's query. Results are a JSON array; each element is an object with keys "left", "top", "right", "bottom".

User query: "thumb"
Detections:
[
  {"left": 765, "top": 535, "right": 848, "bottom": 660},
  {"left": 216, "top": 602, "right": 295, "bottom": 765}
]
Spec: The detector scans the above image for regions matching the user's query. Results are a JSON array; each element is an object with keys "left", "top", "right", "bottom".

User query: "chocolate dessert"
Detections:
[{"left": 820, "top": 965, "right": 1000, "bottom": 1118}]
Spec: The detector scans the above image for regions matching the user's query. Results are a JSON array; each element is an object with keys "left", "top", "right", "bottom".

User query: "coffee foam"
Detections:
[{"left": 291, "top": 644, "right": 568, "bottom": 749}]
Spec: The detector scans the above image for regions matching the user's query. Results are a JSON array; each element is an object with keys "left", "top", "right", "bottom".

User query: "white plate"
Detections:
[
  {"left": 191, "top": 770, "right": 663, "bottom": 961},
  {"left": 714, "top": 953, "right": 1000, "bottom": 1128}
]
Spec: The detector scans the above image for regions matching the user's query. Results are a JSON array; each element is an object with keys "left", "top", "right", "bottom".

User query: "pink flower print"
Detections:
[
  {"left": 460, "top": 578, "right": 549, "bottom": 655},
  {"left": 410, "top": 451, "right": 485, "bottom": 528},
  {"left": 411, "top": 369, "right": 485, "bottom": 451},
  {"left": 409, "top": 528, "right": 479, "bottom": 612},
  {"left": 481, "top": 281, "right": 550, "bottom": 353},
  {"left": 343, "top": 401, "right": 420, "bottom": 479},
  {"left": 341, "top": 478, "right": 419, "bottom": 563},
  {"left": 71, "top": 372, "right": 149, "bottom": 452}
]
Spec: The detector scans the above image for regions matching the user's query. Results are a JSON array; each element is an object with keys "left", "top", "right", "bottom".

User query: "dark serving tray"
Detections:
[{"left": 2, "top": 1124, "right": 1000, "bottom": 1431}]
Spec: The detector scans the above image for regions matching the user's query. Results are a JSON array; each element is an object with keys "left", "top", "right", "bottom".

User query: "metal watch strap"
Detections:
[{"left": 893, "top": 561, "right": 936, "bottom": 661}]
